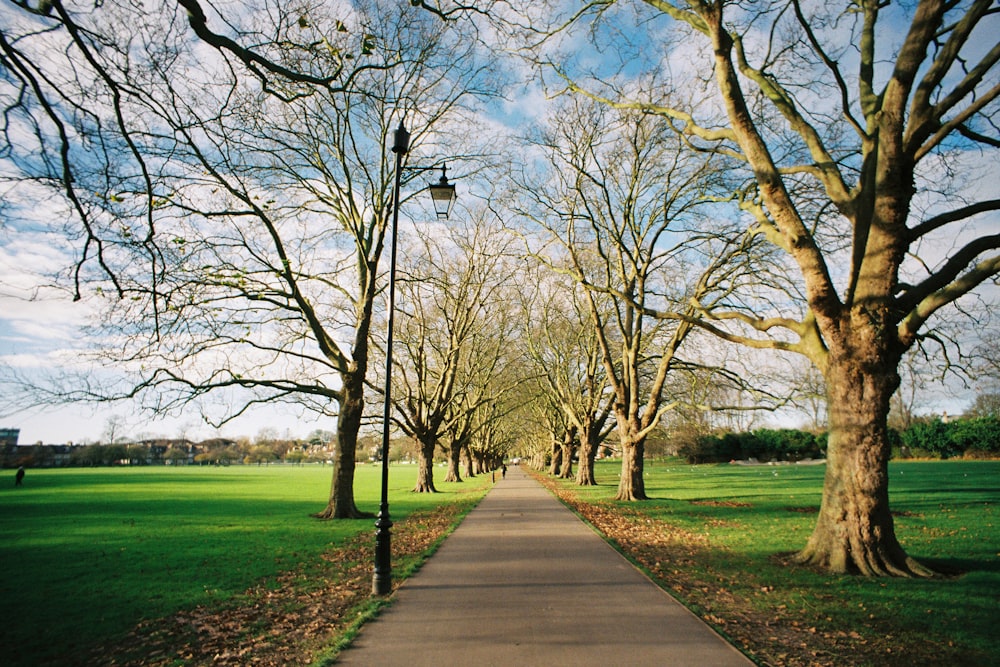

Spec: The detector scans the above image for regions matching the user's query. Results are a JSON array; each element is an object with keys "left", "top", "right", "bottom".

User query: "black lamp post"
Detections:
[{"left": 373, "top": 120, "right": 456, "bottom": 596}]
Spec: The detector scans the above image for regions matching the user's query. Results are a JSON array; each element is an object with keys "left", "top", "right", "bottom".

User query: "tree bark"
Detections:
[
  {"left": 314, "top": 370, "right": 370, "bottom": 518},
  {"left": 615, "top": 437, "right": 647, "bottom": 501},
  {"left": 558, "top": 426, "right": 576, "bottom": 479},
  {"left": 444, "top": 441, "right": 463, "bottom": 483},
  {"left": 414, "top": 434, "right": 438, "bottom": 493},
  {"left": 794, "top": 350, "right": 935, "bottom": 577},
  {"left": 549, "top": 438, "right": 563, "bottom": 476},
  {"left": 462, "top": 445, "right": 475, "bottom": 479},
  {"left": 576, "top": 428, "right": 599, "bottom": 486}
]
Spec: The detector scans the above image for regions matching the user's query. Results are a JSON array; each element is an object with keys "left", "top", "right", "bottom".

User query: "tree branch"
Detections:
[
  {"left": 898, "top": 253, "right": 1000, "bottom": 341},
  {"left": 909, "top": 198, "right": 1000, "bottom": 240},
  {"left": 896, "top": 234, "right": 1000, "bottom": 317}
]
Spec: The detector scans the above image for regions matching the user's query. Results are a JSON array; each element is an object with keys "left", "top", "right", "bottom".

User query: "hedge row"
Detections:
[
  {"left": 898, "top": 416, "right": 1000, "bottom": 459},
  {"left": 681, "top": 416, "right": 1000, "bottom": 464},
  {"left": 680, "top": 429, "right": 826, "bottom": 464}
]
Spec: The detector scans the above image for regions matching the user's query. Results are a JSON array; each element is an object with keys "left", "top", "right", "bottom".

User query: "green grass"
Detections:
[
  {"left": 555, "top": 459, "right": 999, "bottom": 665},
  {"left": 5, "top": 461, "right": 995, "bottom": 665},
  {"left": 0, "top": 464, "right": 490, "bottom": 667}
]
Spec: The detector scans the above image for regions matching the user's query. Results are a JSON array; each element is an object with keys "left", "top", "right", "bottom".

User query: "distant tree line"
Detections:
[
  {"left": 0, "top": 430, "right": 341, "bottom": 468},
  {"left": 0, "top": 427, "right": 503, "bottom": 469}
]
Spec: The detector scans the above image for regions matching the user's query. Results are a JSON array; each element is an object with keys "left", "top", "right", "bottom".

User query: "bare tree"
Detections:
[
  {"left": 518, "top": 261, "right": 615, "bottom": 485},
  {"left": 102, "top": 415, "right": 127, "bottom": 446},
  {"left": 513, "top": 95, "right": 765, "bottom": 500},
  {"left": 529, "top": 0, "right": 1000, "bottom": 574},
  {"left": 1, "top": 0, "right": 491, "bottom": 518},
  {"left": 388, "top": 209, "right": 520, "bottom": 491}
]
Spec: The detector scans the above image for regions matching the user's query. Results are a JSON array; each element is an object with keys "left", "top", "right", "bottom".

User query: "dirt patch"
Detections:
[
  {"left": 691, "top": 499, "right": 752, "bottom": 508},
  {"left": 91, "top": 504, "right": 465, "bottom": 667}
]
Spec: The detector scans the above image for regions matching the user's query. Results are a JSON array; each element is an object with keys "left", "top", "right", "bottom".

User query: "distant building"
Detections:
[{"left": 0, "top": 428, "right": 19, "bottom": 447}]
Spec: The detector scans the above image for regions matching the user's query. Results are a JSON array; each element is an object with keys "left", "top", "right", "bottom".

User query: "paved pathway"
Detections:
[{"left": 337, "top": 465, "right": 753, "bottom": 666}]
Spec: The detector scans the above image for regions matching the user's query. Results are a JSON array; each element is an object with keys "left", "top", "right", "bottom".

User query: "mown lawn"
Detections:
[
  {"left": 0, "top": 464, "right": 490, "bottom": 667},
  {"left": 544, "top": 459, "right": 999, "bottom": 666}
]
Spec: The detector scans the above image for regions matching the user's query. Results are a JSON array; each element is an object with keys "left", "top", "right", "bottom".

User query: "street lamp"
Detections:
[
  {"left": 428, "top": 164, "right": 456, "bottom": 219},
  {"left": 373, "top": 120, "right": 457, "bottom": 596}
]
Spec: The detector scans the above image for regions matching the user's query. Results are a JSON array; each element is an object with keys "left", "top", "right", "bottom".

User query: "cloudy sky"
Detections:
[{"left": 1, "top": 1, "right": 997, "bottom": 445}]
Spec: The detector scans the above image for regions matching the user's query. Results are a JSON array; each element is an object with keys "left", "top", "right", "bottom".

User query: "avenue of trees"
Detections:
[
  {"left": 2, "top": 0, "right": 998, "bottom": 578},
  {"left": 384, "top": 210, "right": 522, "bottom": 492},
  {"left": 512, "top": 93, "right": 789, "bottom": 500},
  {"left": 504, "top": 0, "right": 1000, "bottom": 576},
  {"left": 1, "top": 0, "right": 498, "bottom": 518}
]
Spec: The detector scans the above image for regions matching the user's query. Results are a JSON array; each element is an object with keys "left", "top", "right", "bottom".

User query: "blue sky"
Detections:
[{"left": 1, "top": 0, "right": 997, "bottom": 445}]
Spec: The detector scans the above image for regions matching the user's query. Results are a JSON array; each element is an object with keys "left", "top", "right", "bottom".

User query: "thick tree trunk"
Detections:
[
  {"left": 414, "top": 435, "right": 438, "bottom": 493},
  {"left": 444, "top": 442, "right": 463, "bottom": 483},
  {"left": 462, "top": 446, "right": 475, "bottom": 479},
  {"left": 549, "top": 438, "right": 562, "bottom": 476},
  {"left": 576, "top": 430, "right": 598, "bottom": 486},
  {"left": 558, "top": 427, "right": 576, "bottom": 479},
  {"left": 794, "top": 356, "right": 934, "bottom": 577},
  {"left": 615, "top": 437, "right": 647, "bottom": 501},
  {"left": 314, "top": 373, "right": 370, "bottom": 519},
  {"left": 531, "top": 450, "right": 546, "bottom": 470}
]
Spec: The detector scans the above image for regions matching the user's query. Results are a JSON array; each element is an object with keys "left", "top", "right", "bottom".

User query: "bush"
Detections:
[
  {"left": 900, "top": 419, "right": 954, "bottom": 458},
  {"left": 750, "top": 429, "right": 824, "bottom": 461},
  {"left": 680, "top": 433, "right": 740, "bottom": 464},
  {"left": 951, "top": 416, "right": 1000, "bottom": 456},
  {"left": 68, "top": 444, "right": 127, "bottom": 466}
]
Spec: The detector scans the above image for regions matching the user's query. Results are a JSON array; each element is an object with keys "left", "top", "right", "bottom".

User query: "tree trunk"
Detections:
[
  {"left": 444, "top": 441, "right": 463, "bottom": 483},
  {"left": 615, "top": 437, "right": 647, "bottom": 501},
  {"left": 414, "top": 435, "right": 438, "bottom": 493},
  {"left": 532, "top": 450, "right": 546, "bottom": 470},
  {"left": 794, "top": 355, "right": 935, "bottom": 577},
  {"left": 314, "top": 372, "right": 370, "bottom": 519},
  {"left": 549, "top": 438, "right": 562, "bottom": 476},
  {"left": 558, "top": 426, "right": 576, "bottom": 479},
  {"left": 462, "top": 445, "right": 475, "bottom": 479},
  {"left": 576, "top": 429, "right": 598, "bottom": 486}
]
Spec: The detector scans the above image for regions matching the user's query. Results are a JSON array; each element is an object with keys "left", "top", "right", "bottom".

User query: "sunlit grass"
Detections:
[
  {"left": 556, "top": 459, "right": 999, "bottom": 665},
  {"left": 0, "top": 464, "right": 489, "bottom": 666}
]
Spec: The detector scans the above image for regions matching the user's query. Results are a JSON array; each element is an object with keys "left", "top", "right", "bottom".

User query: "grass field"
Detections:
[
  {"left": 3, "top": 460, "right": 996, "bottom": 666},
  {"left": 544, "top": 458, "right": 999, "bottom": 666},
  {"left": 0, "top": 464, "right": 492, "bottom": 667}
]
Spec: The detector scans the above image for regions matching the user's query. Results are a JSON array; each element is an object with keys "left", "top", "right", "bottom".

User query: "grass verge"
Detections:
[{"left": 531, "top": 459, "right": 998, "bottom": 667}]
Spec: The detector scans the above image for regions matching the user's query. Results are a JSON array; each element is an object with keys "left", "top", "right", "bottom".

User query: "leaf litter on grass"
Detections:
[
  {"left": 531, "top": 469, "right": 984, "bottom": 667},
  {"left": 89, "top": 503, "right": 464, "bottom": 667}
]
